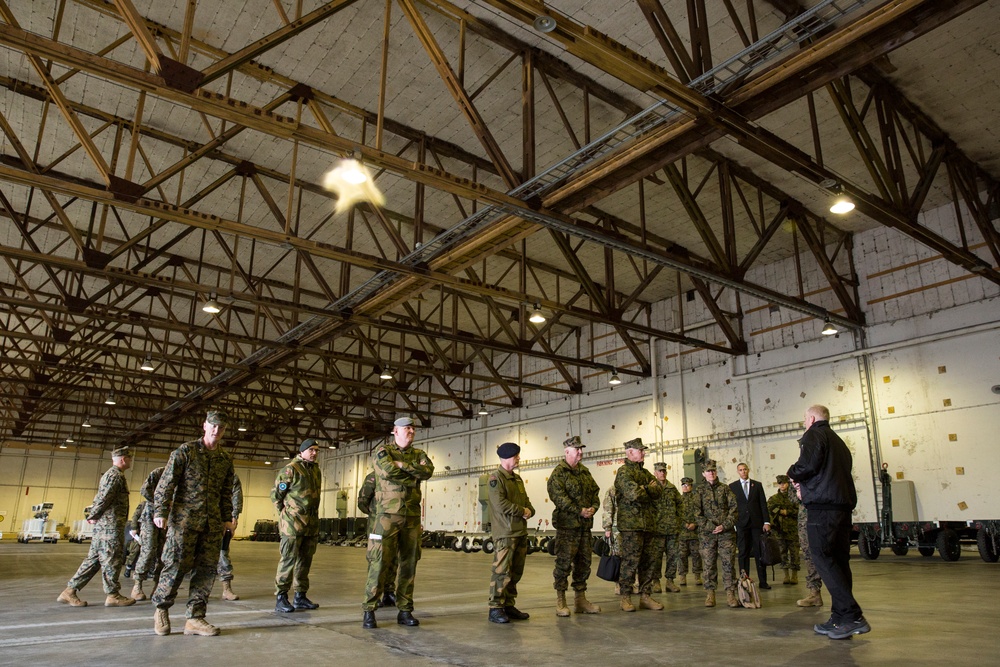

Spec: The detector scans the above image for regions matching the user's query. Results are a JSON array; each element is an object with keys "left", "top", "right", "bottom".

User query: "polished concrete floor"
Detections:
[{"left": 1, "top": 538, "right": 997, "bottom": 666}]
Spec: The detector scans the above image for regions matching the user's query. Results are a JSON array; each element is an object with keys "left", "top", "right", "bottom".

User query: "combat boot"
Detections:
[
  {"left": 797, "top": 589, "right": 823, "bottom": 607},
  {"left": 293, "top": 592, "right": 319, "bottom": 610},
  {"left": 574, "top": 591, "right": 601, "bottom": 614},
  {"left": 790, "top": 570, "right": 799, "bottom": 584},
  {"left": 620, "top": 594, "right": 636, "bottom": 612},
  {"left": 677, "top": 574, "right": 687, "bottom": 586},
  {"left": 275, "top": 592, "right": 294, "bottom": 613},
  {"left": 131, "top": 580, "right": 147, "bottom": 601},
  {"left": 782, "top": 568, "right": 792, "bottom": 585},
  {"left": 726, "top": 589, "right": 740, "bottom": 608},
  {"left": 664, "top": 578, "right": 680, "bottom": 593},
  {"left": 555, "top": 591, "right": 570, "bottom": 617},
  {"left": 105, "top": 593, "right": 136, "bottom": 607},
  {"left": 184, "top": 617, "right": 220, "bottom": 636},
  {"left": 695, "top": 574, "right": 703, "bottom": 585},
  {"left": 58, "top": 587, "right": 87, "bottom": 607},
  {"left": 222, "top": 581, "right": 239, "bottom": 601},
  {"left": 652, "top": 579, "right": 662, "bottom": 593},
  {"left": 705, "top": 590, "right": 715, "bottom": 607},
  {"left": 154, "top": 608, "right": 170, "bottom": 635},
  {"left": 639, "top": 594, "right": 664, "bottom": 610}
]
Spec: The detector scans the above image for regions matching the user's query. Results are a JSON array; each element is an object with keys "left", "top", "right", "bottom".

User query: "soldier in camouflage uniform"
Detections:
[
  {"left": 131, "top": 466, "right": 165, "bottom": 601},
  {"left": 547, "top": 436, "right": 601, "bottom": 617},
  {"left": 58, "top": 446, "right": 136, "bottom": 608},
  {"left": 151, "top": 410, "right": 235, "bottom": 637},
  {"left": 613, "top": 438, "right": 663, "bottom": 612},
  {"left": 792, "top": 481, "right": 823, "bottom": 607},
  {"left": 358, "top": 469, "right": 397, "bottom": 607},
  {"left": 362, "top": 416, "right": 434, "bottom": 629},
  {"left": 217, "top": 473, "right": 243, "bottom": 601},
  {"left": 651, "top": 462, "right": 684, "bottom": 594},
  {"left": 767, "top": 474, "right": 800, "bottom": 585},
  {"left": 124, "top": 501, "right": 144, "bottom": 578},
  {"left": 677, "top": 477, "right": 703, "bottom": 586},
  {"left": 273, "top": 439, "right": 322, "bottom": 613},
  {"left": 693, "top": 459, "right": 739, "bottom": 608},
  {"left": 487, "top": 442, "right": 535, "bottom": 624}
]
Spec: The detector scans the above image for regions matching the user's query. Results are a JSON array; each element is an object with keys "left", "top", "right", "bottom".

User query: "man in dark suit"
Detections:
[{"left": 729, "top": 462, "right": 772, "bottom": 589}]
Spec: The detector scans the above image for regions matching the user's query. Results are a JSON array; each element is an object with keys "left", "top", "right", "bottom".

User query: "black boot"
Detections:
[
  {"left": 504, "top": 606, "right": 530, "bottom": 620},
  {"left": 488, "top": 608, "right": 509, "bottom": 624},
  {"left": 275, "top": 592, "right": 295, "bottom": 613},
  {"left": 397, "top": 610, "right": 419, "bottom": 626},
  {"left": 382, "top": 591, "right": 397, "bottom": 607},
  {"left": 362, "top": 611, "right": 377, "bottom": 629},
  {"left": 293, "top": 592, "right": 319, "bottom": 610}
]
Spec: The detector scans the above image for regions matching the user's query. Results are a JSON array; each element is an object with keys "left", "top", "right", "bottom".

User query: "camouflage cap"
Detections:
[
  {"left": 205, "top": 409, "right": 228, "bottom": 425},
  {"left": 300, "top": 438, "right": 319, "bottom": 452},
  {"left": 497, "top": 442, "right": 520, "bottom": 459},
  {"left": 680, "top": 477, "right": 694, "bottom": 485},
  {"left": 703, "top": 459, "right": 718, "bottom": 471},
  {"left": 111, "top": 446, "right": 131, "bottom": 458},
  {"left": 623, "top": 437, "right": 647, "bottom": 450},
  {"left": 653, "top": 462, "right": 667, "bottom": 471},
  {"left": 776, "top": 474, "right": 790, "bottom": 484},
  {"left": 563, "top": 435, "right": 584, "bottom": 449},
  {"left": 393, "top": 416, "right": 414, "bottom": 428}
]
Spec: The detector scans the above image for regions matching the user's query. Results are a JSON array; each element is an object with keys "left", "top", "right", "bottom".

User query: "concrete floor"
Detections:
[{"left": 1, "top": 539, "right": 997, "bottom": 666}]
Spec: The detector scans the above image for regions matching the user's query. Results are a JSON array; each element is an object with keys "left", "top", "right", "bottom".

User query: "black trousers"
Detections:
[
  {"left": 735, "top": 524, "right": 767, "bottom": 584},
  {"left": 806, "top": 508, "right": 863, "bottom": 623}
]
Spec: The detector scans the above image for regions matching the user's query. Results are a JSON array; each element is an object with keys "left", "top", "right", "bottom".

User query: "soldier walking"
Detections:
[
  {"left": 694, "top": 460, "right": 739, "bottom": 608},
  {"left": 58, "top": 446, "right": 135, "bottom": 608},
  {"left": 273, "top": 439, "right": 323, "bottom": 612},
  {"left": 131, "top": 466, "right": 165, "bottom": 601},
  {"left": 613, "top": 438, "right": 663, "bottom": 612},
  {"left": 487, "top": 442, "right": 535, "bottom": 624},
  {"left": 358, "top": 469, "right": 398, "bottom": 607},
  {"left": 547, "top": 436, "right": 601, "bottom": 617},
  {"left": 218, "top": 473, "right": 243, "bottom": 601}
]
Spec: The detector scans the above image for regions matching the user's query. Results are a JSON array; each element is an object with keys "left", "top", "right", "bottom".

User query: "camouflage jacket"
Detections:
[
  {"left": 372, "top": 441, "right": 434, "bottom": 516},
  {"left": 154, "top": 438, "right": 234, "bottom": 533},
  {"left": 488, "top": 465, "right": 535, "bottom": 538},
  {"left": 272, "top": 455, "right": 322, "bottom": 537},
  {"left": 768, "top": 488, "right": 798, "bottom": 535},
  {"left": 680, "top": 491, "right": 700, "bottom": 536},
  {"left": 87, "top": 465, "right": 129, "bottom": 536},
  {"left": 140, "top": 467, "right": 164, "bottom": 503},
  {"left": 614, "top": 460, "right": 661, "bottom": 531},
  {"left": 357, "top": 471, "right": 376, "bottom": 516},
  {"left": 650, "top": 479, "right": 683, "bottom": 535},
  {"left": 130, "top": 501, "right": 145, "bottom": 533},
  {"left": 601, "top": 486, "right": 618, "bottom": 532},
  {"left": 231, "top": 473, "right": 244, "bottom": 520},
  {"left": 547, "top": 460, "right": 600, "bottom": 531},
  {"left": 693, "top": 480, "right": 738, "bottom": 535}
]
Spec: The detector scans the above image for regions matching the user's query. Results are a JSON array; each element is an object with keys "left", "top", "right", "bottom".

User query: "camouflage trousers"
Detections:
[
  {"left": 152, "top": 524, "right": 223, "bottom": 619},
  {"left": 678, "top": 532, "right": 703, "bottom": 576},
  {"left": 217, "top": 529, "right": 235, "bottom": 582},
  {"left": 699, "top": 530, "right": 737, "bottom": 592},
  {"left": 618, "top": 530, "right": 659, "bottom": 595},
  {"left": 362, "top": 514, "right": 420, "bottom": 612},
  {"left": 552, "top": 528, "right": 593, "bottom": 592},
  {"left": 67, "top": 528, "right": 125, "bottom": 594},
  {"left": 368, "top": 514, "right": 397, "bottom": 594},
  {"left": 776, "top": 531, "right": 800, "bottom": 571},
  {"left": 489, "top": 535, "right": 527, "bottom": 608},
  {"left": 275, "top": 533, "right": 319, "bottom": 594},
  {"left": 798, "top": 509, "right": 822, "bottom": 592},
  {"left": 125, "top": 537, "right": 141, "bottom": 573},
  {"left": 134, "top": 516, "right": 165, "bottom": 583},
  {"left": 657, "top": 533, "right": 680, "bottom": 580}
]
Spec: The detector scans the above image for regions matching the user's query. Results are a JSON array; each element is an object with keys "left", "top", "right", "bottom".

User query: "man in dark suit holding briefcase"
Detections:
[{"left": 729, "top": 462, "right": 772, "bottom": 589}]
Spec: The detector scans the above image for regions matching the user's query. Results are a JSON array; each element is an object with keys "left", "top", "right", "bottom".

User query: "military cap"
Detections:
[
  {"left": 680, "top": 477, "right": 694, "bottom": 485},
  {"left": 776, "top": 474, "right": 790, "bottom": 484},
  {"left": 111, "top": 446, "right": 131, "bottom": 458},
  {"left": 623, "top": 437, "right": 647, "bottom": 450},
  {"left": 653, "top": 462, "right": 667, "bottom": 471},
  {"left": 205, "top": 409, "right": 228, "bottom": 425},
  {"left": 703, "top": 459, "right": 718, "bottom": 471},
  {"left": 563, "top": 436, "right": 584, "bottom": 449},
  {"left": 497, "top": 442, "right": 520, "bottom": 459},
  {"left": 394, "top": 416, "right": 414, "bottom": 428},
  {"left": 300, "top": 438, "right": 319, "bottom": 452}
]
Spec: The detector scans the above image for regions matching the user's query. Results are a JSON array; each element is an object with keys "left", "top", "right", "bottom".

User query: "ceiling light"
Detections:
[
  {"left": 821, "top": 319, "right": 838, "bottom": 336},
  {"left": 292, "top": 401, "right": 305, "bottom": 412},
  {"left": 322, "top": 158, "right": 385, "bottom": 213},
  {"left": 202, "top": 293, "right": 223, "bottom": 314},
  {"left": 532, "top": 15, "right": 557, "bottom": 33},
  {"left": 237, "top": 423, "right": 248, "bottom": 432},
  {"left": 59, "top": 444, "right": 67, "bottom": 449},
  {"left": 65, "top": 437, "right": 74, "bottom": 444},
  {"left": 264, "top": 461, "right": 272, "bottom": 465},
  {"left": 82, "top": 416, "right": 92, "bottom": 428},
  {"left": 379, "top": 367, "right": 394, "bottom": 380},
  {"left": 104, "top": 391, "right": 117, "bottom": 405},
  {"left": 140, "top": 354, "right": 155, "bottom": 371},
  {"left": 609, "top": 370, "right": 622, "bottom": 386},
  {"left": 478, "top": 403, "right": 489, "bottom": 415},
  {"left": 528, "top": 304, "right": 546, "bottom": 324},
  {"left": 829, "top": 196, "right": 855, "bottom": 214}
]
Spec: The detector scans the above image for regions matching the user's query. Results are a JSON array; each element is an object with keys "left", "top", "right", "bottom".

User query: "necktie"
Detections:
[{"left": 743, "top": 480, "right": 750, "bottom": 498}]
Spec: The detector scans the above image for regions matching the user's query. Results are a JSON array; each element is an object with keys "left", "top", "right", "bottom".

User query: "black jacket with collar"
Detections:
[{"left": 787, "top": 420, "right": 857, "bottom": 511}]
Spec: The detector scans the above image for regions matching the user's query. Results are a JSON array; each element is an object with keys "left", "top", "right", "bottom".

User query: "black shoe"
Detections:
[
  {"left": 124, "top": 567, "right": 132, "bottom": 578},
  {"left": 828, "top": 617, "right": 871, "bottom": 640},
  {"left": 397, "top": 610, "right": 419, "bottom": 626},
  {"left": 382, "top": 591, "right": 397, "bottom": 607},
  {"left": 362, "top": 611, "right": 378, "bottom": 629},
  {"left": 759, "top": 581, "right": 771, "bottom": 590},
  {"left": 814, "top": 618, "right": 836, "bottom": 635},
  {"left": 504, "top": 606, "right": 529, "bottom": 620},
  {"left": 275, "top": 592, "right": 295, "bottom": 613},
  {"left": 488, "top": 608, "right": 509, "bottom": 624},
  {"left": 293, "top": 592, "right": 319, "bottom": 610}
]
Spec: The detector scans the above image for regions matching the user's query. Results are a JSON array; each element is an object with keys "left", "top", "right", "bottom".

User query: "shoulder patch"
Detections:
[
  {"left": 489, "top": 478, "right": 497, "bottom": 488},
  {"left": 377, "top": 450, "right": 388, "bottom": 459}
]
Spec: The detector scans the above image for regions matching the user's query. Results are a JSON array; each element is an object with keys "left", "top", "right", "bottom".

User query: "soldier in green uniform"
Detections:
[
  {"left": 487, "top": 442, "right": 535, "bottom": 624},
  {"left": 767, "top": 474, "right": 800, "bottom": 585},
  {"left": 58, "top": 446, "right": 135, "bottom": 608},
  {"left": 651, "top": 462, "right": 684, "bottom": 594},
  {"left": 547, "top": 436, "right": 601, "bottom": 617},
  {"left": 694, "top": 460, "right": 739, "bottom": 608},
  {"left": 151, "top": 410, "right": 235, "bottom": 637},
  {"left": 272, "top": 439, "right": 322, "bottom": 613},
  {"left": 218, "top": 473, "right": 243, "bottom": 601},
  {"left": 131, "top": 466, "right": 165, "bottom": 601},
  {"left": 677, "top": 477, "right": 703, "bottom": 586},
  {"left": 358, "top": 469, "right": 397, "bottom": 607},
  {"left": 124, "top": 501, "right": 144, "bottom": 579},
  {"left": 362, "top": 416, "right": 434, "bottom": 629},
  {"left": 792, "top": 481, "right": 824, "bottom": 607},
  {"left": 613, "top": 437, "right": 662, "bottom": 612}
]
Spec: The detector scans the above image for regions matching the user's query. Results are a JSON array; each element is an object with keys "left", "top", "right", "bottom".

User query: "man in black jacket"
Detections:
[
  {"left": 729, "top": 462, "right": 772, "bottom": 589},
  {"left": 788, "top": 405, "right": 869, "bottom": 640}
]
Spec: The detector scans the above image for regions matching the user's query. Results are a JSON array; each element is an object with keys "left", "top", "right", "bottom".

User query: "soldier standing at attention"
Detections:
[
  {"left": 151, "top": 410, "right": 235, "bottom": 637},
  {"left": 58, "top": 446, "right": 136, "bottom": 608},
  {"left": 767, "top": 474, "right": 800, "bottom": 585},
  {"left": 362, "top": 416, "right": 434, "bottom": 629},
  {"left": 613, "top": 438, "right": 662, "bottom": 612},
  {"left": 358, "top": 469, "right": 398, "bottom": 607},
  {"left": 273, "top": 439, "right": 322, "bottom": 613},
  {"left": 694, "top": 460, "right": 739, "bottom": 608},
  {"left": 547, "top": 436, "right": 601, "bottom": 617},
  {"left": 677, "top": 477, "right": 703, "bottom": 586},
  {"left": 131, "top": 466, "right": 165, "bottom": 601},
  {"left": 217, "top": 473, "right": 243, "bottom": 601},
  {"left": 487, "top": 442, "right": 535, "bottom": 624},
  {"left": 651, "top": 462, "right": 684, "bottom": 594}
]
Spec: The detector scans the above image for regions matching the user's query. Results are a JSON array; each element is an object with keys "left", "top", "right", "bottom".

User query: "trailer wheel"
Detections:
[
  {"left": 891, "top": 543, "right": 909, "bottom": 556},
  {"left": 918, "top": 546, "right": 934, "bottom": 557},
  {"left": 936, "top": 529, "right": 961, "bottom": 562},
  {"left": 858, "top": 536, "right": 880, "bottom": 560},
  {"left": 483, "top": 538, "right": 495, "bottom": 554},
  {"left": 976, "top": 529, "right": 999, "bottom": 563}
]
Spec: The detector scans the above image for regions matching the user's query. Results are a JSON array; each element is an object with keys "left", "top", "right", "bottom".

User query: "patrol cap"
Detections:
[
  {"left": 300, "top": 438, "right": 319, "bottom": 452},
  {"left": 623, "top": 437, "right": 647, "bottom": 450},
  {"left": 497, "top": 442, "right": 520, "bottom": 459},
  {"left": 393, "top": 416, "right": 414, "bottom": 428},
  {"left": 680, "top": 477, "right": 694, "bottom": 485},
  {"left": 205, "top": 409, "right": 228, "bottom": 425},
  {"left": 563, "top": 436, "right": 584, "bottom": 449},
  {"left": 653, "top": 462, "right": 667, "bottom": 471},
  {"left": 703, "top": 459, "right": 718, "bottom": 471},
  {"left": 111, "top": 446, "right": 131, "bottom": 458},
  {"left": 776, "top": 474, "right": 790, "bottom": 484}
]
